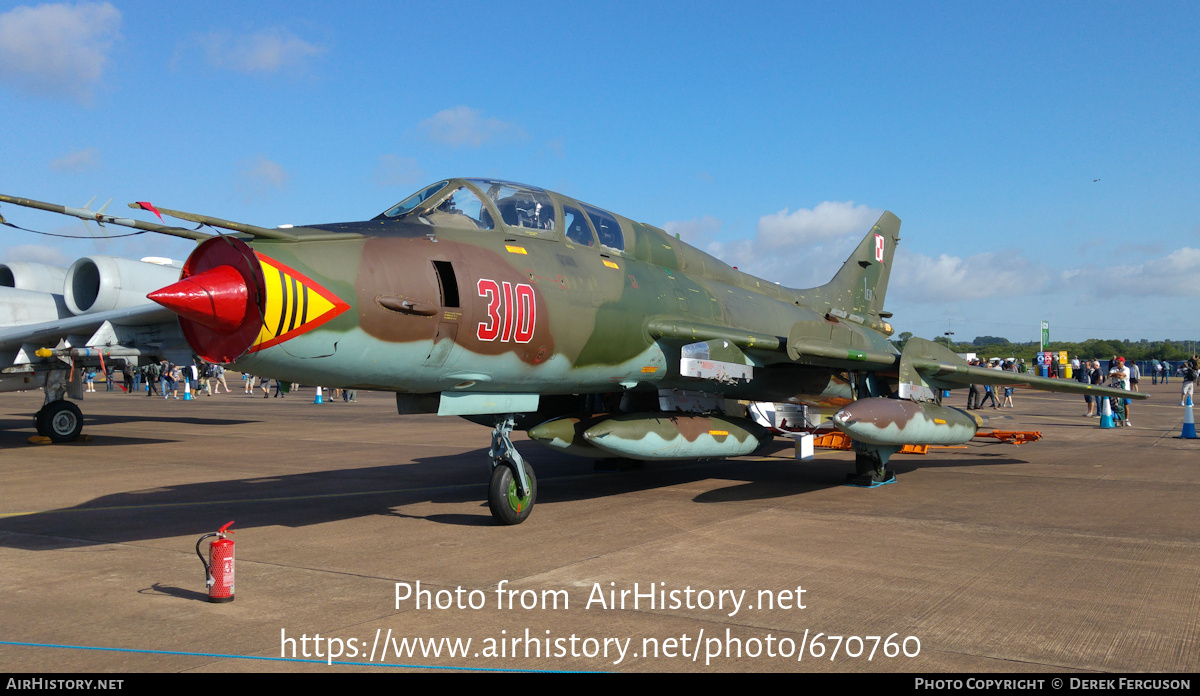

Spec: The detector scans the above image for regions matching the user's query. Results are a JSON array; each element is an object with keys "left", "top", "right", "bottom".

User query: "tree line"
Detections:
[{"left": 892, "top": 332, "right": 1197, "bottom": 363}]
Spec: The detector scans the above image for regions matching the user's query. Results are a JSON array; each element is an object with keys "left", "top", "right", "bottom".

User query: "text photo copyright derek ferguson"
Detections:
[
  {"left": 914, "top": 678, "right": 1191, "bottom": 691},
  {"left": 280, "top": 580, "right": 922, "bottom": 666}
]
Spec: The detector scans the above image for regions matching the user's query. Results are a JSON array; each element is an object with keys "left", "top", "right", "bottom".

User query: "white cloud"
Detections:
[
  {"left": 662, "top": 216, "right": 723, "bottom": 246},
  {"left": 695, "top": 201, "right": 882, "bottom": 286},
  {"left": 49, "top": 147, "right": 100, "bottom": 173},
  {"left": 671, "top": 204, "right": 1200, "bottom": 310},
  {"left": 883, "top": 245, "right": 1199, "bottom": 308},
  {"left": 699, "top": 203, "right": 1065, "bottom": 299},
  {"left": 756, "top": 201, "right": 882, "bottom": 248},
  {"left": 1067, "top": 247, "right": 1200, "bottom": 298},
  {"left": 237, "top": 156, "right": 289, "bottom": 201},
  {"left": 194, "top": 28, "right": 325, "bottom": 74},
  {"left": 890, "top": 248, "right": 1052, "bottom": 303},
  {"left": 3, "top": 243, "right": 71, "bottom": 266},
  {"left": 418, "top": 106, "right": 525, "bottom": 148},
  {"left": 0, "top": 2, "right": 121, "bottom": 103},
  {"left": 374, "top": 155, "right": 423, "bottom": 189}
]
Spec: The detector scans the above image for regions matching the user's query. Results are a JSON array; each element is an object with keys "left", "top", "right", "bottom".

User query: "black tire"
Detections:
[
  {"left": 488, "top": 463, "right": 536, "bottom": 525},
  {"left": 35, "top": 401, "right": 83, "bottom": 443}
]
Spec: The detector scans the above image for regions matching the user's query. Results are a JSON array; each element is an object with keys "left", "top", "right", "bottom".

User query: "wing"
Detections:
[
  {"left": 0, "top": 303, "right": 178, "bottom": 351},
  {"left": 0, "top": 303, "right": 190, "bottom": 397},
  {"left": 899, "top": 337, "right": 1146, "bottom": 401},
  {"left": 647, "top": 318, "right": 899, "bottom": 371}
]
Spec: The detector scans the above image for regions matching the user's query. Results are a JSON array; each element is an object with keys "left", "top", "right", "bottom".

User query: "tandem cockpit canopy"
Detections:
[{"left": 374, "top": 178, "right": 626, "bottom": 251}]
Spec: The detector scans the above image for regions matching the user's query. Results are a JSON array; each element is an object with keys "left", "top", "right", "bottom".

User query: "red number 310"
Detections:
[{"left": 476, "top": 279, "right": 536, "bottom": 343}]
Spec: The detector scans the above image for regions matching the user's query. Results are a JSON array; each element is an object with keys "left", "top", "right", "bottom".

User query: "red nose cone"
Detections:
[{"left": 148, "top": 264, "right": 248, "bottom": 332}]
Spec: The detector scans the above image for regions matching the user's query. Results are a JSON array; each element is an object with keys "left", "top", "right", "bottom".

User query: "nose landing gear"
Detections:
[{"left": 487, "top": 414, "right": 537, "bottom": 525}]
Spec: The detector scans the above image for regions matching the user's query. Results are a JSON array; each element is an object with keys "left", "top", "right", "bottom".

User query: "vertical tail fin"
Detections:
[{"left": 815, "top": 211, "right": 899, "bottom": 317}]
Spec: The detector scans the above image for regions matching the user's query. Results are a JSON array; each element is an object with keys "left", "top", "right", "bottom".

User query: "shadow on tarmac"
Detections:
[
  {"left": 0, "top": 439, "right": 1027, "bottom": 548},
  {"left": 137, "top": 582, "right": 210, "bottom": 602},
  {"left": 0, "top": 414, "right": 261, "bottom": 449}
]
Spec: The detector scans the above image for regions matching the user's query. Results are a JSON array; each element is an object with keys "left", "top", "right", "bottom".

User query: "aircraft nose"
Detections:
[{"left": 148, "top": 264, "right": 248, "bottom": 332}]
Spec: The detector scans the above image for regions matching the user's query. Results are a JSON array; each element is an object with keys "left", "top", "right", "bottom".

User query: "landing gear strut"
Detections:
[
  {"left": 847, "top": 443, "right": 898, "bottom": 487},
  {"left": 487, "top": 414, "right": 537, "bottom": 525}
]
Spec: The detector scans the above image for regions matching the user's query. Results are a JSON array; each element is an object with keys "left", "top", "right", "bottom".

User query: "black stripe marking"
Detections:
[
  {"left": 287, "top": 276, "right": 299, "bottom": 333},
  {"left": 274, "top": 268, "right": 288, "bottom": 338},
  {"left": 300, "top": 285, "right": 309, "bottom": 326}
]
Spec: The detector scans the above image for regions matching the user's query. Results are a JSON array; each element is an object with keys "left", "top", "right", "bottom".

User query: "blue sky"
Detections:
[{"left": 1, "top": 1, "right": 1197, "bottom": 343}]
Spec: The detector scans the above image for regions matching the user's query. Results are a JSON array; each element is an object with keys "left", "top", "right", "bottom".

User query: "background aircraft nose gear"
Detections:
[
  {"left": 488, "top": 414, "right": 537, "bottom": 525},
  {"left": 35, "top": 400, "right": 83, "bottom": 443}
]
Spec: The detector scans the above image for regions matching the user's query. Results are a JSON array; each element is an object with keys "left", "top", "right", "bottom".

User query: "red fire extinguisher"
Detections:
[{"left": 195, "top": 521, "right": 236, "bottom": 603}]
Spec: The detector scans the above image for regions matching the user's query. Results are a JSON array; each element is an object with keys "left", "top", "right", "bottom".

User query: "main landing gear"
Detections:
[
  {"left": 487, "top": 414, "right": 537, "bottom": 525},
  {"left": 32, "top": 369, "right": 85, "bottom": 443},
  {"left": 35, "top": 400, "right": 83, "bottom": 443},
  {"left": 847, "top": 443, "right": 898, "bottom": 487}
]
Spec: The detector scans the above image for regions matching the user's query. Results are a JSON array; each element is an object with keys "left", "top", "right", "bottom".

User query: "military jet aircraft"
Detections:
[
  {"left": 0, "top": 182, "right": 1143, "bottom": 523},
  {"left": 0, "top": 249, "right": 190, "bottom": 441}
]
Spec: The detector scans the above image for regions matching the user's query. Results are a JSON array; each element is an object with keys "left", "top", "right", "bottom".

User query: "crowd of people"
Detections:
[
  {"left": 1070, "top": 354, "right": 1199, "bottom": 426},
  {"left": 960, "top": 354, "right": 1200, "bottom": 427},
  {"left": 1077, "top": 357, "right": 1135, "bottom": 425},
  {"left": 964, "top": 358, "right": 1020, "bottom": 410},
  {"left": 98, "top": 358, "right": 359, "bottom": 403},
  {"left": 81, "top": 351, "right": 1200, "bottom": 419},
  {"left": 239, "top": 373, "right": 357, "bottom": 402}
]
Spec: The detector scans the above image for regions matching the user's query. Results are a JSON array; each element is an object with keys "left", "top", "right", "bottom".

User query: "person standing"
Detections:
[
  {"left": 1182, "top": 359, "right": 1197, "bottom": 406},
  {"left": 966, "top": 360, "right": 981, "bottom": 409},
  {"left": 978, "top": 382, "right": 998, "bottom": 409},
  {"left": 144, "top": 362, "right": 159, "bottom": 396},
  {"left": 1088, "top": 360, "right": 1103, "bottom": 416},
  {"left": 999, "top": 361, "right": 1015, "bottom": 406},
  {"left": 213, "top": 363, "right": 231, "bottom": 393},
  {"left": 1081, "top": 360, "right": 1092, "bottom": 417},
  {"left": 1110, "top": 357, "right": 1131, "bottom": 426},
  {"left": 198, "top": 361, "right": 212, "bottom": 396},
  {"left": 1078, "top": 359, "right": 1093, "bottom": 416}
]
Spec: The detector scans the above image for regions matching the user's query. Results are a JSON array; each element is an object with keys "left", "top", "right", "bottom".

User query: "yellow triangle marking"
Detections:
[{"left": 251, "top": 256, "right": 346, "bottom": 350}]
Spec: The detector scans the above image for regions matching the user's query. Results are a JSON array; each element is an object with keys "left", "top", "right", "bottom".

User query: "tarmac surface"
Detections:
[{"left": 0, "top": 379, "right": 1197, "bottom": 673}]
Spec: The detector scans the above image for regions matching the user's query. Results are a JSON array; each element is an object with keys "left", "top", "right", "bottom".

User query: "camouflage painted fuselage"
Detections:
[{"left": 225, "top": 187, "right": 896, "bottom": 409}]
